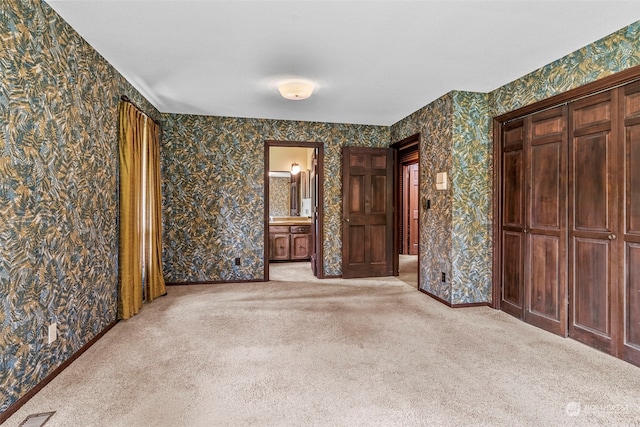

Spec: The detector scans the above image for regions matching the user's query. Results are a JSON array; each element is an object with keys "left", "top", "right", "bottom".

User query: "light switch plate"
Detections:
[
  {"left": 48, "top": 323, "right": 57, "bottom": 344},
  {"left": 436, "top": 172, "right": 448, "bottom": 190}
]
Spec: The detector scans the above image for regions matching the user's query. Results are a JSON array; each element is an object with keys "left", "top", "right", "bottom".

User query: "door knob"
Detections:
[
  {"left": 608, "top": 234, "right": 616, "bottom": 240},
  {"left": 344, "top": 218, "right": 350, "bottom": 222}
]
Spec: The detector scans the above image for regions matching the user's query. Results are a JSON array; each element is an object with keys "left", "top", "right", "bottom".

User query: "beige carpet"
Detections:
[
  {"left": 397, "top": 254, "right": 418, "bottom": 287},
  {"left": 5, "top": 264, "right": 640, "bottom": 426}
]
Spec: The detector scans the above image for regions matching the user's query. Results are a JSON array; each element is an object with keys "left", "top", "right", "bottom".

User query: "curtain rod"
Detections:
[{"left": 120, "top": 95, "right": 161, "bottom": 127}]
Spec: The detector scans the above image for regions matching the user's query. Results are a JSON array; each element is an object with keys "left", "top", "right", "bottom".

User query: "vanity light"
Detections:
[
  {"left": 278, "top": 79, "right": 315, "bottom": 100},
  {"left": 291, "top": 162, "right": 301, "bottom": 175}
]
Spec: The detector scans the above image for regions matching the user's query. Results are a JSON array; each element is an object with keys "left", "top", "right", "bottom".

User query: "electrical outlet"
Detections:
[
  {"left": 234, "top": 257, "right": 241, "bottom": 266},
  {"left": 48, "top": 323, "right": 57, "bottom": 344},
  {"left": 441, "top": 272, "right": 446, "bottom": 283}
]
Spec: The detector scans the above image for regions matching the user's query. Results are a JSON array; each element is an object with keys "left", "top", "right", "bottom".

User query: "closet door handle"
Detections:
[{"left": 608, "top": 234, "right": 616, "bottom": 240}]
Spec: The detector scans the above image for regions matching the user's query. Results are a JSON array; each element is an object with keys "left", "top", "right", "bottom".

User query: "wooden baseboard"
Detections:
[
  {"left": 166, "top": 274, "right": 340, "bottom": 285},
  {"left": 418, "top": 288, "right": 490, "bottom": 308},
  {"left": 165, "top": 279, "right": 266, "bottom": 286},
  {"left": 0, "top": 320, "right": 118, "bottom": 425}
]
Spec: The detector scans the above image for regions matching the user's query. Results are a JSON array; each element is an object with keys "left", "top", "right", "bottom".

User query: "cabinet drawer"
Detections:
[
  {"left": 290, "top": 225, "right": 310, "bottom": 234},
  {"left": 269, "top": 225, "right": 290, "bottom": 233}
]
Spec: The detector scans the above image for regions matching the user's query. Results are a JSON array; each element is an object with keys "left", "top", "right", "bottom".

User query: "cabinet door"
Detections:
[
  {"left": 291, "top": 234, "right": 311, "bottom": 260},
  {"left": 270, "top": 234, "right": 290, "bottom": 260},
  {"left": 569, "top": 90, "right": 619, "bottom": 353}
]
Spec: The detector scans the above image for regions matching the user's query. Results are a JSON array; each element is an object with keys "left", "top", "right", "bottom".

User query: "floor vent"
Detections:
[{"left": 18, "top": 412, "right": 55, "bottom": 427}]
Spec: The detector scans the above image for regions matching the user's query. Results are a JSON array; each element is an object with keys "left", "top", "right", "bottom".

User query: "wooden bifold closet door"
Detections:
[
  {"left": 568, "top": 90, "right": 619, "bottom": 354},
  {"left": 499, "top": 80, "right": 640, "bottom": 365},
  {"left": 620, "top": 81, "right": 640, "bottom": 366},
  {"left": 500, "top": 105, "right": 568, "bottom": 337}
]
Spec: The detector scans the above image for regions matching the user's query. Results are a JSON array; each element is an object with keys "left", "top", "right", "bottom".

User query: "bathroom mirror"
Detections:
[{"left": 269, "top": 171, "right": 292, "bottom": 217}]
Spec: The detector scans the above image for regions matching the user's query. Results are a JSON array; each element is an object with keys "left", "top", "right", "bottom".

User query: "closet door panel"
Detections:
[
  {"left": 528, "top": 234, "right": 560, "bottom": 319},
  {"left": 524, "top": 106, "right": 568, "bottom": 335},
  {"left": 502, "top": 231, "right": 524, "bottom": 317},
  {"left": 574, "top": 132, "right": 610, "bottom": 231},
  {"left": 569, "top": 91, "right": 618, "bottom": 353},
  {"left": 503, "top": 150, "right": 524, "bottom": 228},
  {"left": 530, "top": 143, "right": 562, "bottom": 228},
  {"left": 627, "top": 120, "right": 640, "bottom": 233},
  {"left": 573, "top": 238, "right": 611, "bottom": 338},
  {"left": 501, "top": 121, "right": 525, "bottom": 318},
  {"left": 622, "top": 82, "right": 640, "bottom": 364},
  {"left": 626, "top": 244, "right": 640, "bottom": 352}
]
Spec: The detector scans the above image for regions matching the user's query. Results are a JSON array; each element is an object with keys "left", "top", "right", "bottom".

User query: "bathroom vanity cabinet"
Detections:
[{"left": 269, "top": 224, "right": 311, "bottom": 261}]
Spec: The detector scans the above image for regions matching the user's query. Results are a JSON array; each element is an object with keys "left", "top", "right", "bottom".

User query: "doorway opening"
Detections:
[
  {"left": 264, "top": 140, "right": 324, "bottom": 281},
  {"left": 392, "top": 134, "right": 420, "bottom": 288}
]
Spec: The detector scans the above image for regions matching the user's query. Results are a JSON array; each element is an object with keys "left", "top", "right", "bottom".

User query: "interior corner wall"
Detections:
[
  {"left": 390, "top": 91, "right": 491, "bottom": 305},
  {"left": 390, "top": 94, "right": 454, "bottom": 303},
  {"left": 0, "top": 0, "right": 159, "bottom": 415},
  {"left": 159, "top": 114, "right": 390, "bottom": 282},
  {"left": 450, "top": 91, "right": 491, "bottom": 304}
]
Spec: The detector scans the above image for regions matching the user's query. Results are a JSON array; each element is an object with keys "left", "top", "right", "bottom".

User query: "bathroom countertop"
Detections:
[{"left": 269, "top": 217, "right": 312, "bottom": 226}]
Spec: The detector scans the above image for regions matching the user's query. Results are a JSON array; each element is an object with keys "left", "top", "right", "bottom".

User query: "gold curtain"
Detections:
[
  {"left": 144, "top": 117, "right": 167, "bottom": 302},
  {"left": 118, "top": 101, "right": 166, "bottom": 320}
]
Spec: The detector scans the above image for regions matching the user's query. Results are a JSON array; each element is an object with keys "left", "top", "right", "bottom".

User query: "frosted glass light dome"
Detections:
[{"left": 278, "top": 80, "right": 315, "bottom": 100}]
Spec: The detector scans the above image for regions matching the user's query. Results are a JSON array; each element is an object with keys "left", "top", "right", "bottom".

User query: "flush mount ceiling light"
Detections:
[{"left": 278, "top": 79, "right": 315, "bottom": 101}]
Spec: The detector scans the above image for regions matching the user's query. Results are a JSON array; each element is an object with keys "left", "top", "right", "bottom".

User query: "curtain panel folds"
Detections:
[
  {"left": 144, "top": 115, "right": 167, "bottom": 303},
  {"left": 118, "top": 102, "right": 166, "bottom": 320}
]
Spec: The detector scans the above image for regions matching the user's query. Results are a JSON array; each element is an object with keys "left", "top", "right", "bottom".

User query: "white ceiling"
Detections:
[{"left": 46, "top": 1, "right": 640, "bottom": 126}]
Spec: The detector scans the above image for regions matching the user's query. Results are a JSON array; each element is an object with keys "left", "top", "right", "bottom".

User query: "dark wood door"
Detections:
[
  {"left": 568, "top": 90, "right": 620, "bottom": 353},
  {"left": 524, "top": 106, "right": 568, "bottom": 336},
  {"left": 342, "top": 147, "right": 394, "bottom": 279},
  {"left": 310, "top": 151, "right": 318, "bottom": 275},
  {"left": 495, "top": 73, "right": 640, "bottom": 367},
  {"left": 500, "top": 106, "right": 568, "bottom": 336},
  {"left": 622, "top": 81, "right": 640, "bottom": 365},
  {"left": 403, "top": 162, "right": 419, "bottom": 255},
  {"left": 501, "top": 119, "right": 526, "bottom": 319}
]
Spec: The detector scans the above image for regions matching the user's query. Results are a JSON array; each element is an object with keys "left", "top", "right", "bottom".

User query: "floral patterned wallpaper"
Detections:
[
  {"left": 451, "top": 91, "right": 491, "bottom": 304},
  {"left": 160, "top": 114, "right": 389, "bottom": 282},
  {"left": 0, "top": 0, "right": 159, "bottom": 415}
]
